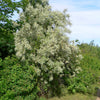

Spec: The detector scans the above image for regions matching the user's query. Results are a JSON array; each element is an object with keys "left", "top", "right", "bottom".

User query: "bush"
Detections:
[
  {"left": 14, "top": 2, "right": 82, "bottom": 96},
  {"left": 63, "top": 43, "right": 100, "bottom": 94},
  {"left": 62, "top": 42, "right": 100, "bottom": 94},
  {"left": 0, "top": 56, "right": 39, "bottom": 100},
  {"left": 65, "top": 69, "right": 98, "bottom": 94}
]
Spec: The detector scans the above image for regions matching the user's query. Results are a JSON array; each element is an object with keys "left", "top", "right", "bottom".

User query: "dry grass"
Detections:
[{"left": 48, "top": 93, "right": 97, "bottom": 100}]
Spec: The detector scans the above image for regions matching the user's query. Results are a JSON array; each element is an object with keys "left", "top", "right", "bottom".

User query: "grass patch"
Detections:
[{"left": 48, "top": 93, "right": 97, "bottom": 100}]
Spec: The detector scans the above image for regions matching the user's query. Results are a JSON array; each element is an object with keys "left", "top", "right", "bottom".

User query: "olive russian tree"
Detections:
[{"left": 14, "top": 0, "right": 82, "bottom": 94}]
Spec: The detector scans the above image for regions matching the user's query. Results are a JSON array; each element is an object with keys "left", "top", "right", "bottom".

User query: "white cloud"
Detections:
[
  {"left": 70, "top": 10, "right": 100, "bottom": 25},
  {"left": 69, "top": 10, "right": 100, "bottom": 43},
  {"left": 70, "top": 25, "right": 100, "bottom": 38}
]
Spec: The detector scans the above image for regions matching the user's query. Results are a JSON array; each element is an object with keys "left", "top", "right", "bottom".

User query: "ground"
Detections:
[{"left": 48, "top": 93, "right": 97, "bottom": 100}]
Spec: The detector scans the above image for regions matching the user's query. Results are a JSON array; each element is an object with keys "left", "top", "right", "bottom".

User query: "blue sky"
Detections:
[
  {"left": 49, "top": 0, "right": 100, "bottom": 45},
  {"left": 13, "top": 0, "right": 100, "bottom": 45}
]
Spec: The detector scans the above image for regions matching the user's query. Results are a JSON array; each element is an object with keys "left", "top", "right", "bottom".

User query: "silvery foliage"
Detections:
[{"left": 14, "top": 0, "right": 82, "bottom": 83}]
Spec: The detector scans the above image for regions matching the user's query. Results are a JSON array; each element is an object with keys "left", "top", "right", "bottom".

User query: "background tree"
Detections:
[
  {"left": 21, "top": 0, "right": 48, "bottom": 11},
  {"left": 0, "top": 0, "right": 20, "bottom": 59}
]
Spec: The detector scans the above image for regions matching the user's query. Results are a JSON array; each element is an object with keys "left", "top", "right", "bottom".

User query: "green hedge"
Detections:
[{"left": 0, "top": 56, "right": 39, "bottom": 100}]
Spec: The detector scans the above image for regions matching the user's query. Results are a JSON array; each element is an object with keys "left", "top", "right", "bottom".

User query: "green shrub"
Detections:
[
  {"left": 0, "top": 56, "right": 39, "bottom": 100},
  {"left": 64, "top": 69, "right": 98, "bottom": 94},
  {"left": 63, "top": 42, "right": 100, "bottom": 94}
]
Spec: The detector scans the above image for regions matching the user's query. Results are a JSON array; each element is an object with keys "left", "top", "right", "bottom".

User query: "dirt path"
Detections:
[{"left": 96, "top": 97, "right": 100, "bottom": 100}]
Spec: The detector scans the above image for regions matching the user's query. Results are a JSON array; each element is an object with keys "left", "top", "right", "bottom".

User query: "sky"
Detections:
[
  {"left": 13, "top": 0, "right": 100, "bottom": 45},
  {"left": 49, "top": 0, "right": 100, "bottom": 45}
]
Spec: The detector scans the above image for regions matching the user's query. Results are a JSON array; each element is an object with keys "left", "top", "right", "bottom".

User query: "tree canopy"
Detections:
[
  {"left": 14, "top": 1, "right": 82, "bottom": 87},
  {"left": 0, "top": 0, "right": 21, "bottom": 58}
]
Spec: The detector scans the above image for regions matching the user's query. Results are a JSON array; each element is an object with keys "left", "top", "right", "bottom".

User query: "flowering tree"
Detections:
[{"left": 14, "top": 0, "right": 82, "bottom": 88}]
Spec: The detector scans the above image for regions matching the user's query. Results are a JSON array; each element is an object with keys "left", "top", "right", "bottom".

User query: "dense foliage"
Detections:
[
  {"left": 0, "top": 0, "right": 100, "bottom": 99},
  {"left": 0, "top": 0, "right": 49, "bottom": 59},
  {"left": 0, "top": 0, "right": 21, "bottom": 59},
  {"left": 64, "top": 42, "right": 100, "bottom": 94},
  {"left": 0, "top": 56, "right": 39, "bottom": 100},
  {"left": 14, "top": 1, "right": 82, "bottom": 96},
  {"left": 20, "top": 0, "right": 48, "bottom": 11}
]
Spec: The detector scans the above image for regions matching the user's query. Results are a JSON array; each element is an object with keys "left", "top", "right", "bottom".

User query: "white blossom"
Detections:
[{"left": 14, "top": 1, "right": 82, "bottom": 83}]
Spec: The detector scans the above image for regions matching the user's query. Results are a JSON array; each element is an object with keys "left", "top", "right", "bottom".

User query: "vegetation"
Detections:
[
  {"left": 48, "top": 93, "right": 96, "bottom": 100},
  {"left": 0, "top": 0, "right": 100, "bottom": 100},
  {"left": 64, "top": 41, "right": 100, "bottom": 94},
  {"left": 0, "top": 56, "right": 39, "bottom": 100},
  {"left": 0, "top": 0, "right": 21, "bottom": 59}
]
